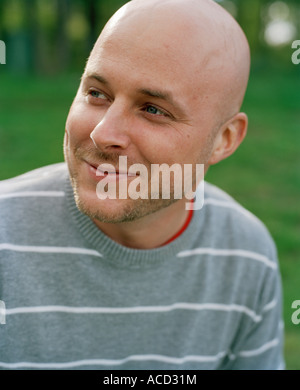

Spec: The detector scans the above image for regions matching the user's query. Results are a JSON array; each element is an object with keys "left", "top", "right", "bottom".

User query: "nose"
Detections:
[{"left": 90, "top": 101, "right": 131, "bottom": 151}]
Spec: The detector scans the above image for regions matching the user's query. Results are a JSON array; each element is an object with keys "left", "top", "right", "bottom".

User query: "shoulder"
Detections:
[
  {"left": 0, "top": 163, "right": 70, "bottom": 242},
  {"left": 0, "top": 163, "right": 69, "bottom": 222},
  {"left": 200, "top": 181, "right": 277, "bottom": 260},
  {"left": 0, "top": 163, "right": 68, "bottom": 194},
  {"left": 203, "top": 181, "right": 269, "bottom": 230}
]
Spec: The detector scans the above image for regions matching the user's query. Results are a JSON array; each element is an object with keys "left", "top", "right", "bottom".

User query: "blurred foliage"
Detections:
[
  {"left": 0, "top": 0, "right": 127, "bottom": 74},
  {"left": 0, "top": 0, "right": 299, "bottom": 74}
]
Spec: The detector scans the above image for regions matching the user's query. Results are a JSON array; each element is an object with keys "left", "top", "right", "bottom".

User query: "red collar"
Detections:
[{"left": 161, "top": 203, "right": 194, "bottom": 246}]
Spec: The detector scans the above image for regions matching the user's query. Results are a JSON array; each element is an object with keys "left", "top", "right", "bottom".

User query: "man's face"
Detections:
[{"left": 64, "top": 23, "right": 221, "bottom": 223}]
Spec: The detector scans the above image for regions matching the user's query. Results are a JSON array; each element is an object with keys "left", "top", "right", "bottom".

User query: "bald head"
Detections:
[{"left": 92, "top": 0, "right": 250, "bottom": 123}]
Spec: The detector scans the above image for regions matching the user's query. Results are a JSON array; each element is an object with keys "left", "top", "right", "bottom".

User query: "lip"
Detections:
[{"left": 84, "top": 160, "right": 139, "bottom": 181}]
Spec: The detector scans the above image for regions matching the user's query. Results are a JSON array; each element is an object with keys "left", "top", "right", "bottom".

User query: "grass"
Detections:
[
  {"left": 0, "top": 72, "right": 79, "bottom": 177},
  {"left": 0, "top": 64, "right": 299, "bottom": 369}
]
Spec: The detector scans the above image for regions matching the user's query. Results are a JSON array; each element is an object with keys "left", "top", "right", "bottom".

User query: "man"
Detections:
[{"left": 0, "top": 0, "right": 284, "bottom": 369}]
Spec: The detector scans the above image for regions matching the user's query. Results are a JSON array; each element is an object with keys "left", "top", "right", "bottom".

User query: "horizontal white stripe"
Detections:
[
  {"left": 177, "top": 248, "right": 277, "bottom": 270},
  {"left": 238, "top": 338, "right": 279, "bottom": 358},
  {"left": 6, "top": 302, "right": 262, "bottom": 322},
  {"left": 204, "top": 198, "right": 258, "bottom": 222},
  {"left": 0, "top": 352, "right": 227, "bottom": 369},
  {"left": 0, "top": 191, "right": 65, "bottom": 199},
  {"left": 263, "top": 299, "right": 277, "bottom": 313},
  {"left": 0, "top": 244, "right": 102, "bottom": 257},
  {"left": 1, "top": 345, "right": 282, "bottom": 369}
]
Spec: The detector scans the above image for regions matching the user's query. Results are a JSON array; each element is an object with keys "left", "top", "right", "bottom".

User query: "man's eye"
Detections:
[
  {"left": 145, "top": 105, "right": 166, "bottom": 116},
  {"left": 89, "top": 90, "right": 107, "bottom": 100}
]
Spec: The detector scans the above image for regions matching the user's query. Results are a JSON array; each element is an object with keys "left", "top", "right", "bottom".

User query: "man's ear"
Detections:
[{"left": 207, "top": 112, "right": 248, "bottom": 166}]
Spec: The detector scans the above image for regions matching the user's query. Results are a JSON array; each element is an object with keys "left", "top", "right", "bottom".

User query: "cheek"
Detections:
[
  {"left": 184, "top": 125, "right": 217, "bottom": 164},
  {"left": 65, "top": 104, "right": 96, "bottom": 146},
  {"left": 142, "top": 133, "right": 191, "bottom": 166},
  {"left": 136, "top": 134, "right": 180, "bottom": 165},
  {"left": 63, "top": 130, "right": 69, "bottom": 151}
]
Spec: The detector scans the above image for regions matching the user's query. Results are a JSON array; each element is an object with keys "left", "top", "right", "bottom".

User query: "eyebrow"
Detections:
[
  {"left": 138, "top": 88, "right": 177, "bottom": 107},
  {"left": 84, "top": 72, "right": 108, "bottom": 85},
  {"left": 83, "top": 72, "right": 186, "bottom": 116}
]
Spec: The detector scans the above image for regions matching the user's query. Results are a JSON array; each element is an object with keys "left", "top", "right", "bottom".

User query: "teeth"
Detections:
[
  {"left": 96, "top": 169, "right": 137, "bottom": 176},
  {"left": 93, "top": 163, "right": 138, "bottom": 176},
  {"left": 96, "top": 170, "right": 115, "bottom": 175}
]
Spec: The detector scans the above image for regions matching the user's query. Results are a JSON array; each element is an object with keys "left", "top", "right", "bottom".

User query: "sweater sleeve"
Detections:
[{"left": 227, "top": 241, "right": 285, "bottom": 370}]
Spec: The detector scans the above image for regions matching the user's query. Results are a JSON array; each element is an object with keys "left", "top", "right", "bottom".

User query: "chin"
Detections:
[
  {"left": 74, "top": 188, "right": 138, "bottom": 224},
  {"left": 74, "top": 185, "right": 177, "bottom": 224}
]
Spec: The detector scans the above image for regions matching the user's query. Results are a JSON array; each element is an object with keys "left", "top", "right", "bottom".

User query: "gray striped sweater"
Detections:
[{"left": 0, "top": 163, "right": 284, "bottom": 370}]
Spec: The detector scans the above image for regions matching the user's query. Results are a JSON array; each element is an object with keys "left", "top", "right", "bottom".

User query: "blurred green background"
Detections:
[{"left": 0, "top": 0, "right": 299, "bottom": 369}]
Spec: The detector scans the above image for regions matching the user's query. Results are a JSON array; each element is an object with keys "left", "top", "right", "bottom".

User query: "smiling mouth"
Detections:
[{"left": 86, "top": 161, "right": 139, "bottom": 178}]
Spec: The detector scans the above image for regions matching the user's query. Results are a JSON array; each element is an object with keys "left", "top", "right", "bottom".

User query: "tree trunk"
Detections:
[{"left": 56, "top": 0, "right": 71, "bottom": 72}]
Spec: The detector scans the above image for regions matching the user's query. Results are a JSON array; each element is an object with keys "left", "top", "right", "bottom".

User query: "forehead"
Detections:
[{"left": 86, "top": 29, "right": 211, "bottom": 104}]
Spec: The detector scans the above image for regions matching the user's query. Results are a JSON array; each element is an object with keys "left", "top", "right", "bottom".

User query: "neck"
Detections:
[{"left": 93, "top": 199, "right": 190, "bottom": 249}]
